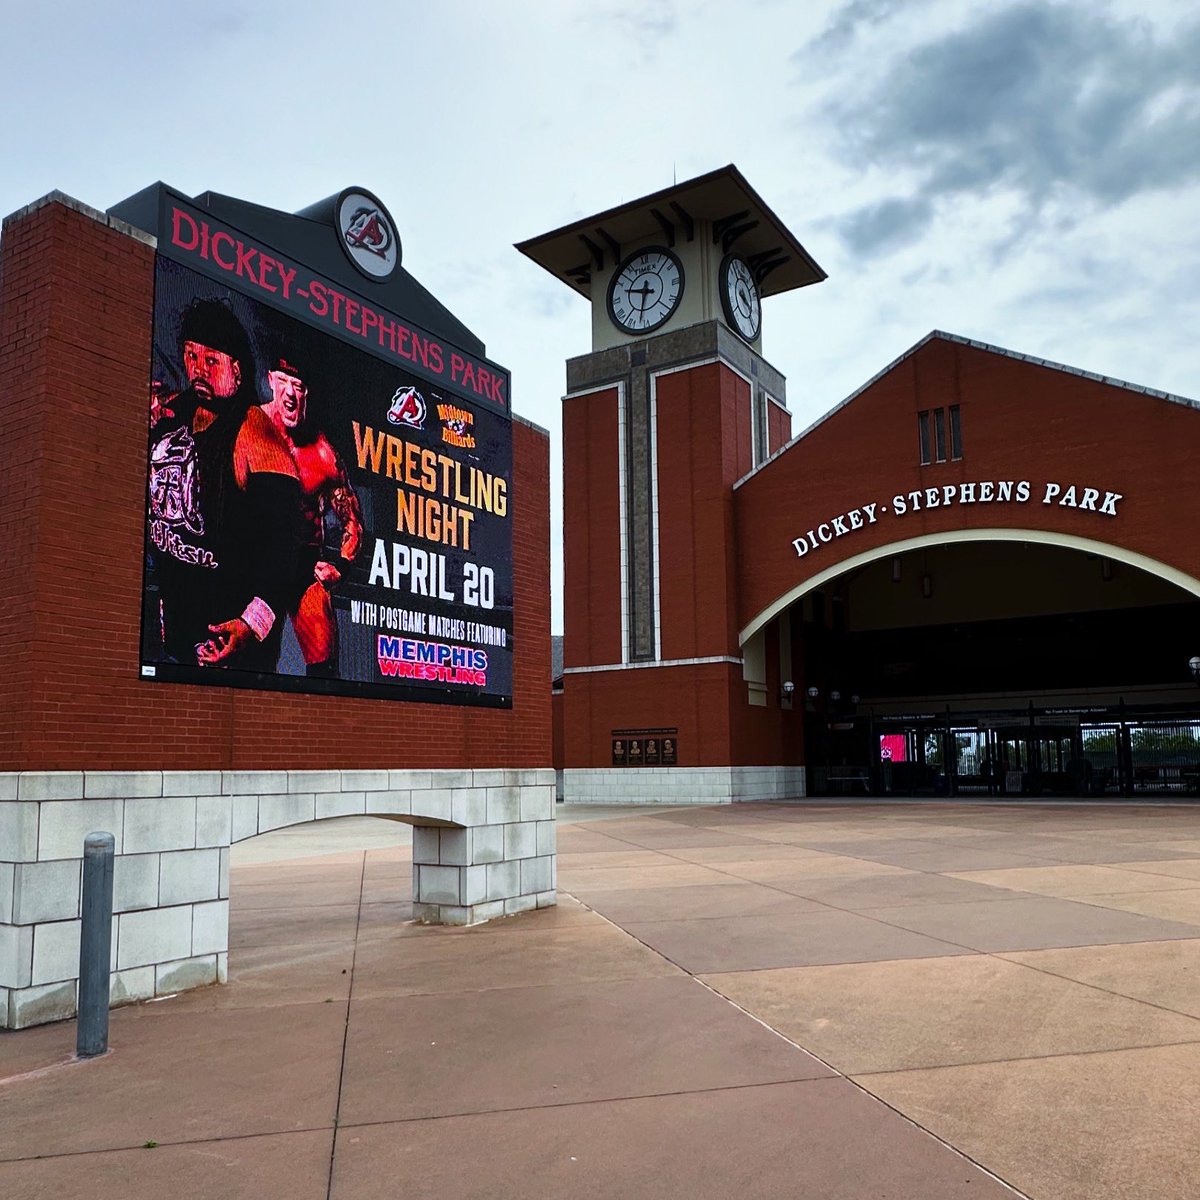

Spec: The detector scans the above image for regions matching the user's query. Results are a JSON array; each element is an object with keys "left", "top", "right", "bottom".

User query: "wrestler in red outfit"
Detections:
[{"left": 261, "top": 355, "right": 363, "bottom": 677}]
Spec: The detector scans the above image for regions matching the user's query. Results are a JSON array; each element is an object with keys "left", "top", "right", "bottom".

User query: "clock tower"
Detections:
[{"left": 518, "top": 165, "right": 826, "bottom": 803}]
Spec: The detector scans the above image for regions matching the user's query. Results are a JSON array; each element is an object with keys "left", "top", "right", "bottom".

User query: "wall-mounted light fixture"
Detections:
[
  {"left": 806, "top": 686, "right": 820, "bottom": 700},
  {"left": 1189, "top": 656, "right": 1200, "bottom": 683},
  {"left": 781, "top": 680, "right": 795, "bottom": 704},
  {"left": 921, "top": 573, "right": 933, "bottom": 599}
]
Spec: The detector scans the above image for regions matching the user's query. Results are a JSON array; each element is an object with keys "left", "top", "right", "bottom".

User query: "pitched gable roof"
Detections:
[{"left": 734, "top": 330, "right": 1199, "bottom": 490}]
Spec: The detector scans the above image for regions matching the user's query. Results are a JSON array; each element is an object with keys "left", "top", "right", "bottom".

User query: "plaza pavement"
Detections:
[{"left": 4, "top": 801, "right": 1200, "bottom": 1198}]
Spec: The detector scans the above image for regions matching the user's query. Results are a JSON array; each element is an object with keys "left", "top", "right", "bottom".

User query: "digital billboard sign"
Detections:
[{"left": 142, "top": 194, "right": 513, "bottom": 707}]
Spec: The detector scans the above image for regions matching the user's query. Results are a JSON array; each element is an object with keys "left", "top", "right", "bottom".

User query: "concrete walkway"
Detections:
[{"left": 5, "top": 802, "right": 1200, "bottom": 1198}]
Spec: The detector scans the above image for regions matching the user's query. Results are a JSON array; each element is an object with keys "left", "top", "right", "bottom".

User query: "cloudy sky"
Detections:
[{"left": 3, "top": 0, "right": 1197, "bottom": 632}]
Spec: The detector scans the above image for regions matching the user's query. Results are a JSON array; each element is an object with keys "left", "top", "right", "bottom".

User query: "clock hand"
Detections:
[{"left": 629, "top": 281, "right": 655, "bottom": 310}]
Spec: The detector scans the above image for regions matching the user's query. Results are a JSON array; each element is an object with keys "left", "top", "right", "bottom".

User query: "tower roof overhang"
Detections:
[{"left": 515, "top": 164, "right": 826, "bottom": 300}]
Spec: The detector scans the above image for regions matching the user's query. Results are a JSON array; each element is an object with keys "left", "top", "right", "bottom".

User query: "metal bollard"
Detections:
[{"left": 77, "top": 831, "right": 115, "bottom": 1059}]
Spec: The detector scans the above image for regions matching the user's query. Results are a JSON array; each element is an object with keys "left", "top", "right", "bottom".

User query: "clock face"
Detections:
[
  {"left": 606, "top": 247, "right": 684, "bottom": 335},
  {"left": 720, "top": 255, "right": 761, "bottom": 342}
]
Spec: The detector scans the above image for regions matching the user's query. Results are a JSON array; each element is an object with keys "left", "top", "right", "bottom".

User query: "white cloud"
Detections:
[{"left": 1, "top": 0, "right": 1195, "bottom": 632}]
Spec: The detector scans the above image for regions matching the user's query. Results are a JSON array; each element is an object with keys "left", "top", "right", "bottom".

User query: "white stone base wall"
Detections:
[
  {"left": 0, "top": 768, "right": 556, "bottom": 1030},
  {"left": 561, "top": 765, "right": 806, "bottom": 805},
  {"left": 730, "top": 766, "right": 808, "bottom": 801},
  {"left": 411, "top": 815, "right": 556, "bottom": 925}
]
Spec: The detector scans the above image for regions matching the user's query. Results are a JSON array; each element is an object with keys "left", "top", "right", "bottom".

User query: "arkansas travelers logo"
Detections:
[
  {"left": 336, "top": 188, "right": 401, "bottom": 280},
  {"left": 344, "top": 206, "right": 393, "bottom": 260},
  {"left": 387, "top": 386, "right": 426, "bottom": 429}
]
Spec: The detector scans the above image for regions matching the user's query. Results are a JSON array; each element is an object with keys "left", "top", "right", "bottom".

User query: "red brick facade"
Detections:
[
  {"left": 561, "top": 358, "right": 804, "bottom": 772},
  {"left": 766, "top": 398, "right": 791, "bottom": 461},
  {"left": 655, "top": 363, "right": 749, "bottom": 661},
  {"left": 735, "top": 336, "right": 1200, "bottom": 636},
  {"left": 561, "top": 385, "right": 623, "bottom": 670},
  {"left": 558, "top": 332, "right": 1200, "bottom": 778},
  {"left": 0, "top": 198, "right": 550, "bottom": 772}
]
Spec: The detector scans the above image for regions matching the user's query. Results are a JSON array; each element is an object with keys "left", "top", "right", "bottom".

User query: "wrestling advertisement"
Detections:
[{"left": 141, "top": 229, "right": 514, "bottom": 708}]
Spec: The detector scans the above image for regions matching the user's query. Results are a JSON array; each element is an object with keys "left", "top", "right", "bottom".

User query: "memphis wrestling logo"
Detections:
[{"left": 377, "top": 636, "right": 488, "bottom": 685}]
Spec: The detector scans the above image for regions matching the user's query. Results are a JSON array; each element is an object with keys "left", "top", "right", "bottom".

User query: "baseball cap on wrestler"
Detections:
[
  {"left": 179, "top": 299, "right": 249, "bottom": 363},
  {"left": 269, "top": 352, "right": 306, "bottom": 382}
]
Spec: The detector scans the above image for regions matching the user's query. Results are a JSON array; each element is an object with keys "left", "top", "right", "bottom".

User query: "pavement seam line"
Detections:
[
  {"left": 846, "top": 1034, "right": 1200, "bottom": 1079},
  {"left": 562, "top": 826, "right": 1013, "bottom": 961},
  {"left": 568, "top": 812, "right": 1200, "bottom": 1022},
  {"left": 325, "top": 849, "right": 368, "bottom": 1200},
  {"left": 591, "top": 866, "right": 993, "bottom": 959},
  {"left": 564, "top": 805, "right": 1200, "bottom": 1192},
  {"left": 0, "top": 1125, "right": 331, "bottom": 1165},
  {"left": 1, "top": 1086, "right": 861, "bottom": 1165},
  {"left": 565, "top": 811, "right": 1074, "bottom": 878},
  {"left": 985, "top": 944, "right": 1200, "bottom": 1022},
  {"left": 564, "top": 880, "right": 1032, "bottom": 1198},
  {"left": 565, "top": 818, "right": 1200, "bottom": 959},
  {"left": 325, "top": 1077, "right": 836, "bottom": 1131},
  {"left": 687, "top": 974, "right": 1033, "bottom": 1199}
]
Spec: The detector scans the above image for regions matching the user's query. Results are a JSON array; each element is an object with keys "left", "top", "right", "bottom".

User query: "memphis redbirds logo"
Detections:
[
  {"left": 387, "top": 386, "right": 426, "bottom": 429},
  {"left": 344, "top": 206, "right": 393, "bottom": 259}
]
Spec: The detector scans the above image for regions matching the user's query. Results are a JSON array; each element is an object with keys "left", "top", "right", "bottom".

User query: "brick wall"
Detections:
[
  {"left": 560, "top": 358, "right": 797, "bottom": 773},
  {"left": 551, "top": 689, "right": 564, "bottom": 766},
  {"left": 767, "top": 399, "right": 791, "bottom": 458},
  {"left": 557, "top": 334, "right": 1200, "bottom": 778},
  {"left": 735, "top": 336, "right": 1200, "bottom": 633},
  {"left": 0, "top": 198, "right": 550, "bottom": 772},
  {"left": 655, "top": 363, "right": 746, "bottom": 661},
  {"left": 561, "top": 384, "right": 623, "bottom": 669}
]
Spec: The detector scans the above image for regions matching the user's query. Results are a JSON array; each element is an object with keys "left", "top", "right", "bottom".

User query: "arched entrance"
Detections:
[{"left": 741, "top": 532, "right": 1200, "bottom": 799}]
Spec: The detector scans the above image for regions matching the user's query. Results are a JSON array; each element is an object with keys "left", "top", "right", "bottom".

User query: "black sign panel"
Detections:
[
  {"left": 159, "top": 193, "right": 509, "bottom": 414},
  {"left": 141, "top": 248, "right": 513, "bottom": 707}
]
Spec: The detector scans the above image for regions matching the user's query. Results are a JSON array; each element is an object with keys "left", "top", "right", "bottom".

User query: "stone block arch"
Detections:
[
  {"left": 225, "top": 768, "right": 557, "bottom": 924},
  {"left": 0, "top": 767, "right": 556, "bottom": 1029}
]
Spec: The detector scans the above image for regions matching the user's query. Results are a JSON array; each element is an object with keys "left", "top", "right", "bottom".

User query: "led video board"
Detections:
[{"left": 142, "top": 194, "right": 513, "bottom": 707}]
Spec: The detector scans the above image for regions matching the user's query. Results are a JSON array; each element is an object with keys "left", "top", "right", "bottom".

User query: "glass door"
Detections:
[{"left": 953, "top": 728, "right": 989, "bottom": 794}]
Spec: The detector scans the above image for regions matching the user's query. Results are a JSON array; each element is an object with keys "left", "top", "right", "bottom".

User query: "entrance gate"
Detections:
[{"left": 807, "top": 712, "right": 1200, "bottom": 799}]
